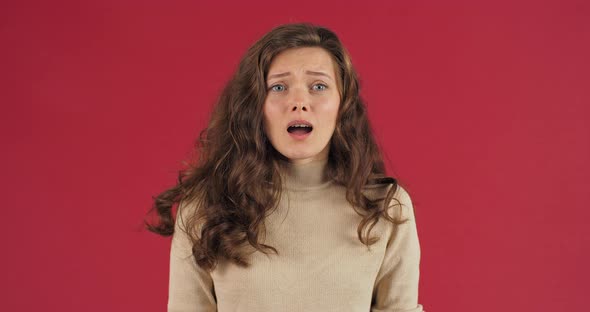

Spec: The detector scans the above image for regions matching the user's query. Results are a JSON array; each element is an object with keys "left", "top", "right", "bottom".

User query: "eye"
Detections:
[
  {"left": 269, "top": 84, "right": 285, "bottom": 92},
  {"left": 312, "top": 83, "right": 328, "bottom": 91}
]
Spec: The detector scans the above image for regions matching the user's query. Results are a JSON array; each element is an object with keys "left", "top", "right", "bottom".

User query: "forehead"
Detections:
[{"left": 267, "top": 47, "right": 336, "bottom": 75}]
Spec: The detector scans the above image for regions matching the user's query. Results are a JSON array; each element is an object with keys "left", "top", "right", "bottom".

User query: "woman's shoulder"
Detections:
[
  {"left": 362, "top": 176, "right": 401, "bottom": 199},
  {"left": 362, "top": 178, "right": 414, "bottom": 219}
]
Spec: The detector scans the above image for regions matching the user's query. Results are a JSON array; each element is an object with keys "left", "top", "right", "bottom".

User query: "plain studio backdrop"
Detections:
[{"left": 1, "top": 0, "right": 588, "bottom": 311}]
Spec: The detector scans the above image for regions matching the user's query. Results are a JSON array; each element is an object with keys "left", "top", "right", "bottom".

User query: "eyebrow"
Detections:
[{"left": 267, "top": 70, "right": 333, "bottom": 81}]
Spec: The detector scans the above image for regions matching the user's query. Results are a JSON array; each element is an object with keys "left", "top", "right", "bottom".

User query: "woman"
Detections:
[{"left": 146, "top": 22, "right": 425, "bottom": 312}]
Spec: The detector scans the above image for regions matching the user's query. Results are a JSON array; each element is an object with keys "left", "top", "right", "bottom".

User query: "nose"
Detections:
[{"left": 289, "top": 87, "right": 308, "bottom": 111}]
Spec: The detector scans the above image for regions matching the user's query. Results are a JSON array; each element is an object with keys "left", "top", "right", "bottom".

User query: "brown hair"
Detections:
[{"left": 145, "top": 22, "right": 411, "bottom": 272}]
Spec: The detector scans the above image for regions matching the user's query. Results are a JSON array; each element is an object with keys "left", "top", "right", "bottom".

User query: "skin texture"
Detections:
[{"left": 263, "top": 47, "right": 341, "bottom": 165}]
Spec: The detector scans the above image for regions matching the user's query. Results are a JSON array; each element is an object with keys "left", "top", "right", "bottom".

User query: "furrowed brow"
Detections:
[
  {"left": 267, "top": 71, "right": 333, "bottom": 81},
  {"left": 305, "top": 70, "right": 333, "bottom": 81},
  {"left": 267, "top": 72, "right": 290, "bottom": 80}
]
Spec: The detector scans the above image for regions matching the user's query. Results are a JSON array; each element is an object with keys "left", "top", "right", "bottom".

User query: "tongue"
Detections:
[{"left": 290, "top": 127, "right": 311, "bottom": 135}]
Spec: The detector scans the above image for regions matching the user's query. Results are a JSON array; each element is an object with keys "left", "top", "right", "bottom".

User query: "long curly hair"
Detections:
[{"left": 145, "top": 22, "right": 411, "bottom": 272}]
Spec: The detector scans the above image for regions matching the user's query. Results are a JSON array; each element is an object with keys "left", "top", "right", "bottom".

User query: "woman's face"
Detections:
[{"left": 262, "top": 47, "right": 341, "bottom": 165}]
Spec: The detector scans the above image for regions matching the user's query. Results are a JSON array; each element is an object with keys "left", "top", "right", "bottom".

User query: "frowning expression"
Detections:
[{"left": 262, "top": 47, "right": 341, "bottom": 165}]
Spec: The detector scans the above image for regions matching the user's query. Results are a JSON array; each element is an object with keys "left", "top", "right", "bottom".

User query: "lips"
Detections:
[
  {"left": 287, "top": 119, "right": 313, "bottom": 128},
  {"left": 288, "top": 127, "right": 312, "bottom": 134},
  {"left": 287, "top": 119, "right": 313, "bottom": 134}
]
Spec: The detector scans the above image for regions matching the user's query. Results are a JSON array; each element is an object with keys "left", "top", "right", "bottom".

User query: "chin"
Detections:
[{"left": 281, "top": 149, "right": 316, "bottom": 160}]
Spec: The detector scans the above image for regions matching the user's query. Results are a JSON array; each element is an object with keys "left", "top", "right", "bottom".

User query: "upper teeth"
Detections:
[{"left": 291, "top": 124, "right": 311, "bottom": 127}]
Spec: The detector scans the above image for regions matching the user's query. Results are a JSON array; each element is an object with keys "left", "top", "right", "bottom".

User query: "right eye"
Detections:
[{"left": 269, "top": 84, "right": 285, "bottom": 92}]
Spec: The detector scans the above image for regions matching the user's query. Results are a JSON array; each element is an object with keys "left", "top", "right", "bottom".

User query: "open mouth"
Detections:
[{"left": 287, "top": 125, "right": 313, "bottom": 135}]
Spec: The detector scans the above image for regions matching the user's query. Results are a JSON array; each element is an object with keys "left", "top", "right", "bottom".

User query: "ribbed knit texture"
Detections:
[{"left": 168, "top": 157, "right": 424, "bottom": 312}]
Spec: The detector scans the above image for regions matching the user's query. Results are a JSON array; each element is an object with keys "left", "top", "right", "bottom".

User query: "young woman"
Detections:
[{"left": 146, "top": 22, "right": 425, "bottom": 312}]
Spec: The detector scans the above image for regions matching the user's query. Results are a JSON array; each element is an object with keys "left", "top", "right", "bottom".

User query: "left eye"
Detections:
[
  {"left": 312, "top": 84, "right": 327, "bottom": 91},
  {"left": 270, "top": 85, "right": 285, "bottom": 92}
]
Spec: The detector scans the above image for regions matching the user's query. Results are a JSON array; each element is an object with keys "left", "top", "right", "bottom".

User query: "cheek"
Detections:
[
  {"left": 319, "top": 98, "right": 340, "bottom": 126},
  {"left": 262, "top": 102, "right": 278, "bottom": 134}
]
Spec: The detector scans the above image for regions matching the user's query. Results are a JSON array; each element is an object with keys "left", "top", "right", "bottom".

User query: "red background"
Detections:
[{"left": 1, "top": 0, "right": 588, "bottom": 311}]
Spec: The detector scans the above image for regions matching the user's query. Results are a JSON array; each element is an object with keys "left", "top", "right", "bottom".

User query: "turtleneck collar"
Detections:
[{"left": 277, "top": 157, "right": 334, "bottom": 191}]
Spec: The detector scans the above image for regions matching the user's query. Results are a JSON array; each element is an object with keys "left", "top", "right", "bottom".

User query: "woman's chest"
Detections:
[{"left": 209, "top": 191, "right": 391, "bottom": 309}]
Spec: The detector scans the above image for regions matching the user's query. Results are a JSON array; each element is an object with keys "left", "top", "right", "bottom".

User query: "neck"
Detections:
[{"left": 277, "top": 157, "right": 333, "bottom": 191}]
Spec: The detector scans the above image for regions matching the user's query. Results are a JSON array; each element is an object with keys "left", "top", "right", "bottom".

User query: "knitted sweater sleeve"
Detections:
[
  {"left": 168, "top": 200, "right": 217, "bottom": 312},
  {"left": 371, "top": 185, "right": 425, "bottom": 312}
]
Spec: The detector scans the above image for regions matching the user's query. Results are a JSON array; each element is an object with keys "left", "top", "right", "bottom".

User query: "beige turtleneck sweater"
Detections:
[{"left": 168, "top": 157, "right": 424, "bottom": 312}]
